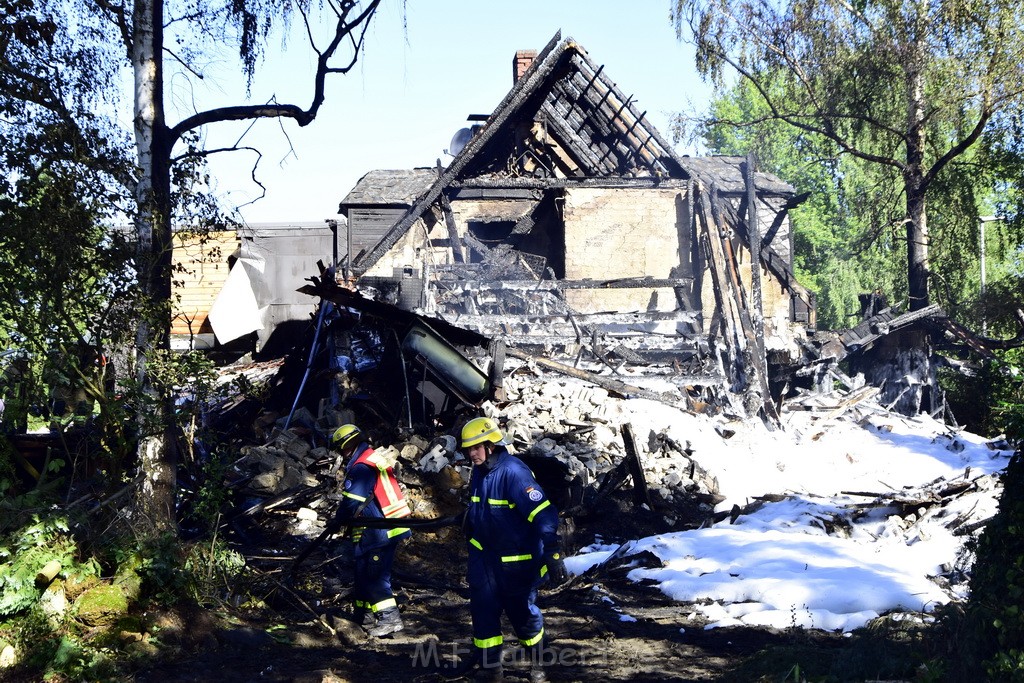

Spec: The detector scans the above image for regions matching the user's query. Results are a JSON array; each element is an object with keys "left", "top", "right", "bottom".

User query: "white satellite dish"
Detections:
[{"left": 446, "top": 127, "right": 475, "bottom": 157}]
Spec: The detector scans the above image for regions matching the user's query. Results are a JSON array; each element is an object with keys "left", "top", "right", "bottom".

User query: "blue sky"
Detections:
[{"left": 195, "top": 1, "right": 710, "bottom": 225}]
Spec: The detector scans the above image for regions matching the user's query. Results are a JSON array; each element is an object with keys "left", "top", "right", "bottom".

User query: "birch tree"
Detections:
[
  {"left": 2, "top": 0, "right": 382, "bottom": 533},
  {"left": 673, "top": 0, "right": 1024, "bottom": 313}
]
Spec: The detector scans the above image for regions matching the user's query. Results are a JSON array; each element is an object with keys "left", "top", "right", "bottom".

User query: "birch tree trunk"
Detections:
[
  {"left": 132, "top": 0, "right": 176, "bottom": 533},
  {"left": 904, "top": 5, "right": 931, "bottom": 312}
]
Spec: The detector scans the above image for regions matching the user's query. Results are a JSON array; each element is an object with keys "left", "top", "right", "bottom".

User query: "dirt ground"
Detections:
[{"left": 124, "top": 517, "right": 848, "bottom": 683}]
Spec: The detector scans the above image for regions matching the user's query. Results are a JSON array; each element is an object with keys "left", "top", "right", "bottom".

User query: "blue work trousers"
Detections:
[
  {"left": 467, "top": 549, "right": 544, "bottom": 667},
  {"left": 353, "top": 542, "right": 399, "bottom": 613}
]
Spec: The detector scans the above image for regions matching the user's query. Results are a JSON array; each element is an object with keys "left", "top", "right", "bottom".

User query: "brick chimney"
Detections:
[{"left": 513, "top": 49, "right": 537, "bottom": 83}]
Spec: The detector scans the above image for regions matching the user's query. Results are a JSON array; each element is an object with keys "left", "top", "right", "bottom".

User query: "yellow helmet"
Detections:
[
  {"left": 331, "top": 423, "right": 362, "bottom": 451},
  {"left": 461, "top": 417, "right": 504, "bottom": 449}
]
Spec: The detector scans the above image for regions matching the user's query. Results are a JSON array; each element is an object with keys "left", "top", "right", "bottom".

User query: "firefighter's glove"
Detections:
[{"left": 544, "top": 550, "right": 569, "bottom": 587}]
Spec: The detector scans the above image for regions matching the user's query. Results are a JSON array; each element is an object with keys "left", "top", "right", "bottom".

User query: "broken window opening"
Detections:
[{"left": 467, "top": 219, "right": 517, "bottom": 247}]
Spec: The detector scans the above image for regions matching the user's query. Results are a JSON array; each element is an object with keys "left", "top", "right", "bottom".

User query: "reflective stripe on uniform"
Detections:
[
  {"left": 470, "top": 538, "right": 483, "bottom": 550},
  {"left": 501, "top": 553, "right": 533, "bottom": 563},
  {"left": 370, "top": 597, "right": 397, "bottom": 612},
  {"left": 471, "top": 495, "right": 481, "bottom": 502},
  {"left": 527, "top": 499, "right": 551, "bottom": 522},
  {"left": 369, "top": 453, "right": 411, "bottom": 518},
  {"left": 488, "top": 498, "right": 515, "bottom": 507},
  {"left": 387, "top": 527, "right": 410, "bottom": 538},
  {"left": 520, "top": 628, "right": 544, "bottom": 647},
  {"left": 382, "top": 499, "right": 411, "bottom": 517},
  {"left": 354, "top": 449, "right": 412, "bottom": 520},
  {"left": 474, "top": 635, "right": 503, "bottom": 649},
  {"left": 343, "top": 491, "right": 368, "bottom": 502}
]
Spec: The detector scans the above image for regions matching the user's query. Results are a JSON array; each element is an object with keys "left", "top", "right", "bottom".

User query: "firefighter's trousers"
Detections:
[
  {"left": 353, "top": 541, "right": 400, "bottom": 613},
  {"left": 467, "top": 548, "right": 544, "bottom": 667}
]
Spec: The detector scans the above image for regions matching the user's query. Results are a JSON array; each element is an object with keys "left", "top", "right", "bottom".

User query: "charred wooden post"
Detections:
[
  {"left": 620, "top": 423, "right": 652, "bottom": 509},
  {"left": 696, "top": 185, "right": 746, "bottom": 394},
  {"left": 743, "top": 155, "right": 780, "bottom": 427},
  {"left": 437, "top": 173, "right": 465, "bottom": 264},
  {"left": 488, "top": 338, "right": 506, "bottom": 402}
]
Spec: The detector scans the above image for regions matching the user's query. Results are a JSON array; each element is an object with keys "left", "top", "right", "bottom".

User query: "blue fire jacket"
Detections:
[
  {"left": 335, "top": 443, "right": 411, "bottom": 554},
  {"left": 465, "top": 447, "right": 560, "bottom": 573}
]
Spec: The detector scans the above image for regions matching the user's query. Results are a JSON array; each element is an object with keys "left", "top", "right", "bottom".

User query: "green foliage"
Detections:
[
  {"left": 694, "top": 77, "right": 906, "bottom": 330},
  {"left": 697, "top": 71, "right": 1024, "bottom": 332},
  {"left": 937, "top": 357, "right": 1024, "bottom": 681},
  {"left": 674, "top": 0, "right": 1024, "bottom": 322},
  {"left": 941, "top": 348, "right": 1024, "bottom": 438},
  {"left": 125, "top": 532, "right": 247, "bottom": 607},
  {"left": 954, "top": 428, "right": 1024, "bottom": 680},
  {"left": 0, "top": 514, "right": 100, "bottom": 617},
  {"left": 184, "top": 452, "right": 233, "bottom": 534},
  {"left": 183, "top": 538, "right": 248, "bottom": 606},
  {"left": 128, "top": 533, "right": 188, "bottom": 606}
]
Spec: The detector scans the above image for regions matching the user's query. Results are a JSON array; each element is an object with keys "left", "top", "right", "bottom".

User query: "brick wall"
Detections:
[{"left": 562, "top": 187, "right": 689, "bottom": 313}]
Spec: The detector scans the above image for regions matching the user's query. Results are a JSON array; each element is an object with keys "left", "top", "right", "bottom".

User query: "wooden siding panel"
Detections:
[
  {"left": 171, "top": 231, "right": 238, "bottom": 337},
  {"left": 348, "top": 208, "right": 406, "bottom": 258}
]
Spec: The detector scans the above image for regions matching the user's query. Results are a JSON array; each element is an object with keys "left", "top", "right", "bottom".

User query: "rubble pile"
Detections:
[
  {"left": 234, "top": 433, "right": 323, "bottom": 496},
  {"left": 213, "top": 353, "right": 728, "bottom": 542},
  {"left": 227, "top": 429, "right": 467, "bottom": 536},
  {"left": 485, "top": 364, "right": 722, "bottom": 513}
]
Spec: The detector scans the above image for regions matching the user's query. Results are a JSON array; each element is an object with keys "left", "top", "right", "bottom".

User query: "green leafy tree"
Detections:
[
  {"left": 1, "top": 0, "right": 383, "bottom": 533},
  {"left": 673, "top": 0, "right": 1024, "bottom": 316},
  {"left": 690, "top": 78, "right": 905, "bottom": 329}
]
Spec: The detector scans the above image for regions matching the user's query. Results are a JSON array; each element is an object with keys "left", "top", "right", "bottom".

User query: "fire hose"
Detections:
[{"left": 290, "top": 512, "right": 465, "bottom": 571}]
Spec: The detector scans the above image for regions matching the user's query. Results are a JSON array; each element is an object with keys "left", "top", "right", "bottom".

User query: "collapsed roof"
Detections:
[{"left": 327, "top": 31, "right": 820, "bottom": 424}]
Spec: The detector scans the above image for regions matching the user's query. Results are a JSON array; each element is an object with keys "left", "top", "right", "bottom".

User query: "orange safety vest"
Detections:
[{"left": 353, "top": 448, "right": 411, "bottom": 519}]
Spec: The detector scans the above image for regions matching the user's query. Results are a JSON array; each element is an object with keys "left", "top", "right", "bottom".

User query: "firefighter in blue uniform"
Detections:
[
  {"left": 328, "top": 424, "right": 411, "bottom": 637},
  {"left": 449, "top": 416, "right": 568, "bottom": 682}
]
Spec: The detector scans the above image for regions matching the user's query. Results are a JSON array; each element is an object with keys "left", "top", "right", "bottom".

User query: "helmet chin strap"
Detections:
[{"left": 483, "top": 444, "right": 501, "bottom": 469}]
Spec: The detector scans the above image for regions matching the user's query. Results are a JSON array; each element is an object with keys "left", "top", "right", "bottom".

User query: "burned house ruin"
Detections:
[{"left": 300, "top": 32, "right": 818, "bottom": 425}]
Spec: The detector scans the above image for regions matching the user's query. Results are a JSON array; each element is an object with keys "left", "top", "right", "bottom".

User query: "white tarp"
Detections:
[{"left": 208, "top": 255, "right": 267, "bottom": 344}]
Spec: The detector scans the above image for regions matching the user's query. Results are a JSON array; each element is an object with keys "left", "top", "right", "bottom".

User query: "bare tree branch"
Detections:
[{"left": 167, "top": 0, "right": 381, "bottom": 146}]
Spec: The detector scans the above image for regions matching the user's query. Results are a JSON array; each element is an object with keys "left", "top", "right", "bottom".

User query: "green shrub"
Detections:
[
  {"left": 123, "top": 532, "right": 247, "bottom": 607},
  {"left": 0, "top": 514, "right": 100, "bottom": 617},
  {"left": 956, "top": 448, "right": 1024, "bottom": 681}
]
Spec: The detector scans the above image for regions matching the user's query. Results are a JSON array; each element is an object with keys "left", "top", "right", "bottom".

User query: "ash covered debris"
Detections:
[{"left": 195, "top": 289, "right": 729, "bottom": 551}]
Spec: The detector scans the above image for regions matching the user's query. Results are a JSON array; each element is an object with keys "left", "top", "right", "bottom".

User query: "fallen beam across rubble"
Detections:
[{"left": 505, "top": 347, "right": 687, "bottom": 406}]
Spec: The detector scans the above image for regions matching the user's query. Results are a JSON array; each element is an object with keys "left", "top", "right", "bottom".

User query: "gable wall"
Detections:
[
  {"left": 562, "top": 187, "right": 690, "bottom": 313},
  {"left": 347, "top": 208, "right": 406, "bottom": 261},
  {"left": 361, "top": 217, "right": 447, "bottom": 277}
]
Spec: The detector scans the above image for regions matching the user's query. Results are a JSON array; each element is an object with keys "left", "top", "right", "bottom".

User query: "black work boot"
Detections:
[
  {"left": 350, "top": 606, "right": 375, "bottom": 629},
  {"left": 526, "top": 642, "right": 549, "bottom": 682},
  {"left": 475, "top": 663, "right": 503, "bottom": 682},
  {"left": 366, "top": 606, "right": 403, "bottom": 637}
]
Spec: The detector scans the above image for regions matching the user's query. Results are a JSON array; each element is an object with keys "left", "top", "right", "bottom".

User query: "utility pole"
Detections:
[{"left": 978, "top": 216, "right": 1001, "bottom": 336}]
